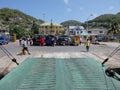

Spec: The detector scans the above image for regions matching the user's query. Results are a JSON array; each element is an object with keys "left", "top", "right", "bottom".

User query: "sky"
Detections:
[{"left": 0, "top": 0, "right": 120, "bottom": 23}]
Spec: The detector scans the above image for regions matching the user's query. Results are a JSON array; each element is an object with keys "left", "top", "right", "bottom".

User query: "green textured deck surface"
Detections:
[{"left": 0, "top": 58, "right": 120, "bottom": 90}]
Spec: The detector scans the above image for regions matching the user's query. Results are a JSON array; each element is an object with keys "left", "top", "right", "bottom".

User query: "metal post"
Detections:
[
  {"left": 86, "top": 14, "right": 93, "bottom": 40},
  {"left": 13, "top": 33, "right": 16, "bottom": 42},
  {"left": 86, "top": 14, "right": 93, "bottom": 31},
  {"left": 43, "top": 13, "right": 46, "bottom": 34},
  {"left": 50, "top": 19, "right": 53, "bottom": 35}
]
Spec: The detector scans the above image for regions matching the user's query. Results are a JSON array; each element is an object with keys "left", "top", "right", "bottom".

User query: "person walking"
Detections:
[
  {"left": 22, "top": 38, "right": 31, "bottom": 55},
  {"left": 85, "top": 39, "right": 90, "bottom": 52}
]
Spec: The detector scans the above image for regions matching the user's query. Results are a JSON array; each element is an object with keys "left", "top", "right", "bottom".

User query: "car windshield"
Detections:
[{"left": 0, "top": 37, "right": 4, "bottom": 40}]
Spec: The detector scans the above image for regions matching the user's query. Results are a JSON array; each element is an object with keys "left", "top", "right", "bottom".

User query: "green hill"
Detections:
[
  {"left": 61, "top": 20, "right": 82, "bottom": 27},
  {"left": 0, "top": 8, "right": 44, "bottom": 37},
  {"left": 0, "top": 8, "right": 44, "bottom": 27},
  {"left": 92, "top": 13, "right": 120, "bottom": 23},
  {"left": 87, "top": 13, "right": 120, "bottom": 28},
  {"left": 61, "top": 13, "right": 120, "bottom": 29}
]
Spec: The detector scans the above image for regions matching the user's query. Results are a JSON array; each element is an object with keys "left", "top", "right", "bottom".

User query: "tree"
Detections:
[
  {"left": 9, "top": 25, "right": 28, "bottom": 38},
  {"left": 107, "top": 21, "right": 120, "bottom": 41},
  {"left": 107, "top": 21, "right": 120, "bottom": 35},
  {"left": 31, "top": 21, "right": 39, "bottom": 35}
]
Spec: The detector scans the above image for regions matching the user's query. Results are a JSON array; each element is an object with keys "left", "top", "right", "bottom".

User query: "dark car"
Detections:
[
  {"left": 56, "top": 35, "right": 71, "bottom": 46},
  {"left": 0, "top": 36, "right": 9, "bottom": 45},
  {"left": 32, "top": 34, "right": 46, "bottom": 46},
  {"left": 45, "top": 35, "right": 56, "bottom": 46}
]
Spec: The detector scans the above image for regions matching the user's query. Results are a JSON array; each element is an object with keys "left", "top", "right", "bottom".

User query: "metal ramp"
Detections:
[{"left": 0, "top": 58, "right": 120, "bottom": 90}]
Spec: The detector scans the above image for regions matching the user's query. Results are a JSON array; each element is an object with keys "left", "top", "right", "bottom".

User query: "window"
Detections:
[
  {"left": 99, "top": 31, "right": 103, "bottom": 33},
  {"left": 88, "top": 31, "right": 91, "bottom": 33}
]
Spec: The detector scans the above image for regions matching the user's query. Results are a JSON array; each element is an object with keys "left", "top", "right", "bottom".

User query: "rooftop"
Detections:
[{"left": 40, "top": 22, "right": 62, "bottom": 26}]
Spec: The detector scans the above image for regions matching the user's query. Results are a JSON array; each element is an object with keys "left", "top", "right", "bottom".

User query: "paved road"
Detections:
[{"left": 0, "top": 41, "right": 120, "bottom": 75}]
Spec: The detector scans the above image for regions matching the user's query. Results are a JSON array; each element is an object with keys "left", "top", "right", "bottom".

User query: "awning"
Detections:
[{"left": 80, "top": 31, "right": 89, "bottom": 36}]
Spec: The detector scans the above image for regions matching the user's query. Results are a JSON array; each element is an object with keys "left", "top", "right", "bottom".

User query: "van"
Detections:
[
  {"left": 70, "top": 35, "right": 80, "bottom": 46},
  {"left": 0, "top": 36, "right": 9, "bottom": 45}
]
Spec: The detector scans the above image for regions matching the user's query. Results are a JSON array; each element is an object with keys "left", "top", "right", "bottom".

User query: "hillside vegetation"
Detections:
[
  {"left": 0, "top": 8, "right": 43, "bottom": 37},
  {"left": 85, "top": 13, "right": 120, "bottom": 28},
  {"left": 61, "top": 13, "right": 120, "bottom": 29},
  {"left": 0, "top": 8, "right": 43, "bottom": 27},
  {"left": 61, "top": 20, "right": 82, "bottom": 27}
]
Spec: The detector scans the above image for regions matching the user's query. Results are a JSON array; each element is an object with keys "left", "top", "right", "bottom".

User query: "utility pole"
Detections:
[
  {"left": 50, "top": 19, "right": 53, "bottom": 35},
  {"left": 43, "top": 13, "right": 46, "bottom": 34},
  {"left": 86, "top": 14, "right": 93, "bottom": 31}
]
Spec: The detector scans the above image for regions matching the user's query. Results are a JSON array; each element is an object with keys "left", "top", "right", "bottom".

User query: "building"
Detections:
[
  {"left": 86, "top": 28, "right": 108, "bottom": 42},
  {"left": 40, "top": 22, "right": 64, "bottom": 35},
  {"left": 0, "top": 23, "right": 9, "bottom": 35},
  {"left": 69, "top": 26, "right": 90, "bottom": 42},
  {"left": 0, "top": 29, "right": 9, "bottom": 35},
  {"left": 69, "top": 26, "right": 84, "bottom": 35}
]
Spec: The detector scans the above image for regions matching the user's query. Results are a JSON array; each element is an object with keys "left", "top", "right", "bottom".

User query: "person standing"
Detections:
[
  {"left": 40, "top": 37, "right": 45, "bottom": 46},
  {"left": 85, "top": 39, "right": 90, "bottom": 52},
  {"left": 79, "top": 37, "right": 82, "bottom": 45},
  {"left": 19, "top": 38, "right": 22, "bottom": 45},
  {"left": 22, "top": 38, "right": 31, "bottom": 55}
]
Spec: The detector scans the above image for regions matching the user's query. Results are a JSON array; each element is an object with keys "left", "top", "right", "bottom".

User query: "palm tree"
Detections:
[
  {"left": 107, "top": 21, "right": 120, "bottom": 41},
  {"left": 107, "top": 21, "right": 120, "bottom": 35}
]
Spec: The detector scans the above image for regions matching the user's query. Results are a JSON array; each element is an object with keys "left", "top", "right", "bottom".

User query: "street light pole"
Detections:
[
  {"left": 86, "top": 14, "right": 93, "bottom": 40},
  {"left": 86, "top": 14, "right": 93, "bottom": 31},
  {"left": 43, "top": 13, "right": 46, "bottom": 34},
  {"left": 50, "top": 19, "right": 53, "bottom": 35}
]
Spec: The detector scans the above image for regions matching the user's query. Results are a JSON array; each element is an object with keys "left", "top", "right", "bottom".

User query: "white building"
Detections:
[
  {"left": 86, "top": 28, "right": 107, "bottom": 36},
  {"left": 69, "top": 26, "right": 90, "bottom": 42},
  {"left": 86, "top": 28, "right": 108, "bottom": 42},
  {"left": 69, "top": 26, "right": 84, "bottom": 35}
]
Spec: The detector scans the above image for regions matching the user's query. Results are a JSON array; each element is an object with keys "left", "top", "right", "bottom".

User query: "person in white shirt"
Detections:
[{"left": 22, "top": 38, "right": 30, "bottom": 55}]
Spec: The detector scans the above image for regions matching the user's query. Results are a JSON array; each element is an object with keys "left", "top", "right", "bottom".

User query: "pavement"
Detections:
[
  {"left": 0, "top": 41, "right": 119, "bottom": 77},
  {"left": 92, "top": 42, "right": 120, "bottom": 67},
  {"left": 99, "top": 42, "right": 120, "bottom": 47}
]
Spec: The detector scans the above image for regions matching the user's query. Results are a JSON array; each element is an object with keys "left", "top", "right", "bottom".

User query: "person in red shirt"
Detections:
[{"left": 40, "top": 37, "right": 44, "bottom": 46}]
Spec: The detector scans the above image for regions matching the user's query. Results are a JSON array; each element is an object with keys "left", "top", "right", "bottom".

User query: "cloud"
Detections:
[
  {"left": 67, "top": 8, "right": 72, "bottom": 12},
  {"left": 79, "top": 7, "right": 84, "bottom": 10},
  {"left": 109, "top": 6, "right": 115, "bottom": 10},
  {"left": 64, "top": 0, "right": 69, "bottom": 4}
]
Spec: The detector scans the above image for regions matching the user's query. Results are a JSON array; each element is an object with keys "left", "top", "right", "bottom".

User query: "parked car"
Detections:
[
  {"left": 0, "top": 36, "right": 9, "bottom": 45},
  {"left": 32, "top": 34, "right": 46, "bottom": 46},
  {"left": 45, "top": 35, "right": 56, "bottom": 46},
  {"left": 56, "top": 35, "right": 71, "bottom": 46}
]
